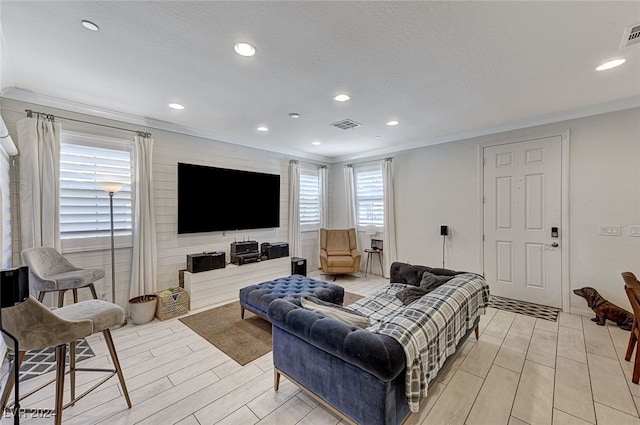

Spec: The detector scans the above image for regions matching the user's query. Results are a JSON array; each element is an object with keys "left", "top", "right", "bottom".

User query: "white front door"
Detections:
[{"left": 483, "top": 136, "right": 563, "bottom": 308}]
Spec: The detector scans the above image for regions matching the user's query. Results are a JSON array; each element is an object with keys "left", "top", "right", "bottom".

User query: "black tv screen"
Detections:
[{"left": 177, "top": 163, "right": 280, "bottom": 234}]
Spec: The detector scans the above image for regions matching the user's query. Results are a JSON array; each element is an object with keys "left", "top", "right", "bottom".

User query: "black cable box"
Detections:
[{"left": 230, "top": 251, "right": 261, "bottom": 265}]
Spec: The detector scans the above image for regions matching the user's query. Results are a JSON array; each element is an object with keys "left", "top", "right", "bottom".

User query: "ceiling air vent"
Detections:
[
  {"left": 330, "top": 119, "right": 362, "bottom": 130},
  {"left": 620, "top": 23, "right": 640, "bottom": 49}
]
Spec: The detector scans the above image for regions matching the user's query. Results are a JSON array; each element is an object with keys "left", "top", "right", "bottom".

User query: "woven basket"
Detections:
[{"left": 155, "top": 287, "right": 189, "bottom": 320}]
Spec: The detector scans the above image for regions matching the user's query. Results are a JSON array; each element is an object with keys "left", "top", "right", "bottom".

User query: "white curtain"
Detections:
[
  {"left": 319, "top": 166, "right": 328, "bottom": 228},
  {"left": 130, "top": 135, "right": 158, "bottom": 298},
  {"left": 382, "top": 158, "right": 397, "bottom": 278},
  {"left": 344, "top": 165, "right": 357, "bottom": 229},
  {"left": 288, "top": 160, "right": 301, "bottom": 257},
  {"left": 17, "top": 117, "right": 61, "bottom": 251}
]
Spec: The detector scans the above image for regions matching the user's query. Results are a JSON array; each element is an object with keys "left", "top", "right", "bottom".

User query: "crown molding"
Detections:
[
  {"left": 0, "top": 87, "right": 333, "bottom": 164},
  {"left": 4, "top": 87, "right": 639, "bottom": 165},
  {"left": 329, "top": 95, "right": 640, "bottom": 163}
]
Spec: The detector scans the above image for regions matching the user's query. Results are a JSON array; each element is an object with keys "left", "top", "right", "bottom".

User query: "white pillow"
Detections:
[{"left": 300, "top": 298, "right": 371, "bottom": 328}]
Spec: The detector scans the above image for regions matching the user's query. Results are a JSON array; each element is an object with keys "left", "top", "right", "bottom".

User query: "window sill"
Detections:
[
  {"left": 300, "top": 224, "right": 320, "bottom": 233},
  {"left": 61, "top": 235, "right": 133, "bottom": 254}
]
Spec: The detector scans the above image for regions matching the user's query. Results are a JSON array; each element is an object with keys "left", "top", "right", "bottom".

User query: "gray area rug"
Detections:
[
  {"left": 488, "top": 295, "right": 560, "bottom": 322},
  {"left": 13, "top": 339, "right": 95, "bottom": 381}
]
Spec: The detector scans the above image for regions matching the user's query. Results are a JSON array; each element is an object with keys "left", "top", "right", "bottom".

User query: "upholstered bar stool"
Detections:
[
  {"left": 0, "top": 296, "right": 131, "bottom": 424},
  {"left": 21, "top": 247, "right": 104, "bottom": 307}
]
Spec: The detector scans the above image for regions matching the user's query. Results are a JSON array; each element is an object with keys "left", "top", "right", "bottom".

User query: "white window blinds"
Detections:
[
  {"left": 60, "top": 139, "right": 132, "bottom": 240},
  {"left": 299, "top": 170, "right": 320, "bottom": 226},
  {"left": 355, "top": 166, "right": 384, "bottom": 227}
]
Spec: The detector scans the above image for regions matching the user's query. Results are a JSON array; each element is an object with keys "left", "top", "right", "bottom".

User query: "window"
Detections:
[
  {"left": 355, "top": 165, "right": 383, "bottom": 227},
  {"left": 60, "top": 132, "right": 132, "bottom": 251},
  {"left": 299, "top": 167, "right": 320, "bottom": 228}
]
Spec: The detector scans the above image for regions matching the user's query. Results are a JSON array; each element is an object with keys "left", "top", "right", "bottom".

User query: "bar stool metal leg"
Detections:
[
  {"left": 54, "top": 344, "right": 66, "bottom": 425},
  {"left": 103, "top": 329, "right": 132, "bottom": 408},
  {"left": 70, "top": 340, "right": 77, "bottom": 406},
  {"left": 0, "top": 351, "right": 25, "bottom": 413}
]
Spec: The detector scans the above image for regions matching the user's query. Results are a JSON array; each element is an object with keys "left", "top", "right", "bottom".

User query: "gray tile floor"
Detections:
[{"left": 3, "top": 271, "right": 640, "bottom": 425}]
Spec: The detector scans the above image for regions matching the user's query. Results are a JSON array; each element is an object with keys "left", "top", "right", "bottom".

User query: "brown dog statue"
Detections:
[{"left": 573, "top": 287, "right": 633, "bottom": 330}]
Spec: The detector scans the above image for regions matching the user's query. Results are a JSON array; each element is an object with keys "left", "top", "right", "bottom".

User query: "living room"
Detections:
[{"left": 0, "top": 2, "right": 640, "bottom": 424}]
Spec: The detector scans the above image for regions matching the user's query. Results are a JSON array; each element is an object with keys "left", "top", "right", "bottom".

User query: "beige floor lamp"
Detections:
[{"left": 99, "top": 182, "right": 127, "bottom": 328}]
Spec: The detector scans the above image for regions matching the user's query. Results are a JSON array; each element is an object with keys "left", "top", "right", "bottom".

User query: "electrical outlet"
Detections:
[
  {"left": 98, "top": 292, "right": 107, "bottom": 301},
  {"left": 629, "top": 225, "right": 640, "bottom": 237},
  {"left": 599, "top": 225, "right": 621, "bottom": 236}
]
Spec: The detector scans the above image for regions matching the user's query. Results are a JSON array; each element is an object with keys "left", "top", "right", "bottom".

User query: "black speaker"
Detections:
[
  {"left": 208, "top": 251, "right": 226, "bottom": 270},
  {"left": 187, "top": 252, "right": 225, "bottom": 273},
  {"left": 291, "top": 257, "right": 307, "bottom": 276},
  {"left": 1, "top": 266, "right": 29, "bottom": 308},
  {"left": 261, "top": 242, "right": 290, "bottom": 259},
  {"left": 440, "top": 225, "right": 449, "bottom": 236}
]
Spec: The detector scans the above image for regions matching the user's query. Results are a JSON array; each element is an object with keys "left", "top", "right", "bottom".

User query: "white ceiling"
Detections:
[{"left": 1, "top": 1, "right": 639, "bottom": 162}]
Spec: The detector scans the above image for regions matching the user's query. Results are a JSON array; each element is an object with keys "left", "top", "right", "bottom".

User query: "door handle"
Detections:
[{"left": 545, "top": 242, "right": 559, "bottom": 248}]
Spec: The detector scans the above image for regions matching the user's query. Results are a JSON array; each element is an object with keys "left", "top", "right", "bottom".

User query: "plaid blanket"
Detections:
[{"left": 347, "top": 274, "right": 490, "bottom": 412}]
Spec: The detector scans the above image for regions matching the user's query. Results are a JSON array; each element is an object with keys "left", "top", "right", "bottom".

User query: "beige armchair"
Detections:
[{"left": 319, "top": 228, "right": 361, "bottom": 280}]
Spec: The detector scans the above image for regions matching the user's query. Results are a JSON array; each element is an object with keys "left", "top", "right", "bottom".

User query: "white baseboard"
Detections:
[{"left": 569, "top": 306, "right": 594, "bottom": 318}]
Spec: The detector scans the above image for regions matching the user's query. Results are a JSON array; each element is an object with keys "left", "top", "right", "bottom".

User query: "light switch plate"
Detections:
[{"left": 629, "top": 225, "right": 640, "bottom": 237}]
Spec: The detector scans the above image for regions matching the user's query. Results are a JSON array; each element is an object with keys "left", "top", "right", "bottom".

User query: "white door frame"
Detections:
[{"left": 478, "top": 131, "right": 570, "bottom": 312}]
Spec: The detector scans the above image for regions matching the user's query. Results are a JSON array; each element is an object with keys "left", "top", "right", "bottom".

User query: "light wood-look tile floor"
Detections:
[{"left": 3, "top": 271, "right": 640, "bottom": 425}]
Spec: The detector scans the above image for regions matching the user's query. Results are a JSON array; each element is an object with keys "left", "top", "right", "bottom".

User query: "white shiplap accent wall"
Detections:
[
  {"left": 1, "top": 98, "right": 326, "bottom": 310},
  {"left": 152, "top": 132, "right": 291, "bottom": 290}
]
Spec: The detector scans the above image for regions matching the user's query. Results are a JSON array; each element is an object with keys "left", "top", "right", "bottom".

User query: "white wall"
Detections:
[
  {"left": 330, "top": 108, "right": 640, "bottom": 312},
  {"left": 0, "top": 98, "right": 326, "bottom": 309},
  {"left": 3, "top": 96, "right": 639, "bottom": 313}
]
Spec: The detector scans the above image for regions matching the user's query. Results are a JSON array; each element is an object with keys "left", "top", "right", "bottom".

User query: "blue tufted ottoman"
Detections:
[{"left": 239, "top": 275, "right": 344, "bottom": 320}]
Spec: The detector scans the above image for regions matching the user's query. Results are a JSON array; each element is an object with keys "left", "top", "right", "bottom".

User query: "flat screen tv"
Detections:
[{"left": 177, "top": 162, "right": 280, "bottom": 234}]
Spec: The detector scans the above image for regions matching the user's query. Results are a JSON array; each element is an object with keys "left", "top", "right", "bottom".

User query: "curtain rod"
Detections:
[
  {"left": 345, "top": 157, "right": 393, "bottom": 167},
  {"left": 289, "top": 159, "right": 327, "bottom": 169},
  {"left": 25, "top": 109, "right": 152, "bottom": 138}
]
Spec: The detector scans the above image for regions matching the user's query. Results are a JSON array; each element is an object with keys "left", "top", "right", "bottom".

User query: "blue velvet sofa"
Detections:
[{"left": 267, "top": 262, "right": 486, "bottom": 425}]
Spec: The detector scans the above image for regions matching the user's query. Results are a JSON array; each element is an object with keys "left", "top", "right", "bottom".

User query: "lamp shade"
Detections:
[{"left": 98, "top": 181, "right": 125, "bottom": 193}]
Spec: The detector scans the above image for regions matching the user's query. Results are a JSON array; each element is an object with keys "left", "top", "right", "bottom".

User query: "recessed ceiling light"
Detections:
[
  {"left": 334, "top": 94, "right": 351, "bottom": 102},
  {"left": 289, "top": 113, "right": 300, "bottom": 119},
  {"left": 312, "top": 141, "right": 321, "bottom": 145},
  {"left": 386, "top": 120, "right": 399, "bottom": 126},
  {"left": 257, "top": 126, "right": 269, "bottom": 132},
  {"left": 168, "top": 103, "right": 184, "bottom": 110},
  {"left": 234, "top": 42, "right": 256, "bottom": 57},
  {"left": 596, "top": 58, "right": 626, "bottom": 71},
  {"left": 81, "top": 20, "right": 99, "bottom": 31}
]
